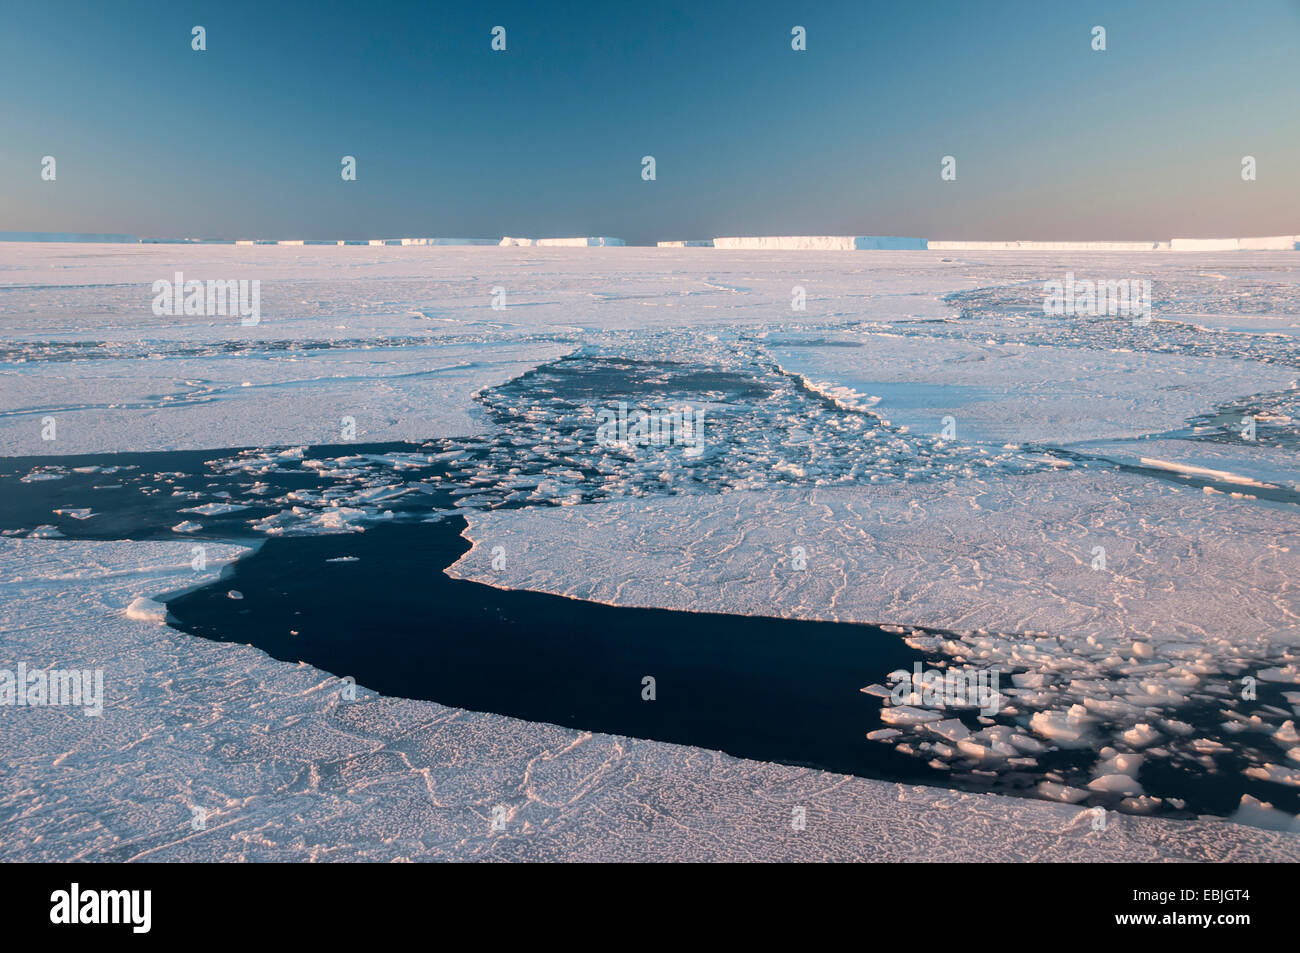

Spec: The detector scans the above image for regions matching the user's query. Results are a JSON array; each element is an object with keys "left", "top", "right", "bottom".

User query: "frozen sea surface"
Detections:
[{"left": 2, "top": 244, "right": 1298, "bottom": 858}]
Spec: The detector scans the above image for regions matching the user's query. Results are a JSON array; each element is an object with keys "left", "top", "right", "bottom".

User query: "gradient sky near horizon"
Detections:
[{"left": 3, "top": 0, "right": 1298, "bottom": 244}]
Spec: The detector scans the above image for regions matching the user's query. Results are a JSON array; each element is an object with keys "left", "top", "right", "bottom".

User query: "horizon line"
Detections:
[{"left": 2, "top": 231, "right": 1299, "bottom": 252}]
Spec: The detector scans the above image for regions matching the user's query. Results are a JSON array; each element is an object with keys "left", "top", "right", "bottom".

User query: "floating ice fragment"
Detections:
[
  {"left": 1088, "top": 774, "right": 1145, "bottom": 796},
  {"left": 1121, "top": 723, "right": 1161, "bottom": 748},
  {"left": 179, "top": 502, "right": 251, "bottom": 516},
  {"left": 1029, "top": 706, "right": 1092, "bottom": 745},
  {"left": 866, "top": 728, "right": 902, "bottom": 741},
  {"left": 926, "top": 719, "right": 971, "bottom": 743},
  {"left": 52, "top": 508, "right": 94, "bottom": 520},
  {"left": 1094, "top": 753, "right": 1144, "bottom": 778},
  {"left": 1120, "top": 797, "right": 1162, "bottom": 814},
  {"left": 1037, "top": 781, "right": 1090, "bottom": 803},
  {"left": 1258, "top": 665, "right": 1300, "bottom": 684},
  {"left": 879, "top": 706, "right": 943, "bottom": 726},
  {"left": 124, "top": 596, "right": 167, "bottom": 624},
  {"left": 1244, "top": 764, "right": 1300, "bottom": 787},
  {"left": 1230, "top": 795, "right": 1300, "bottom": 833}
]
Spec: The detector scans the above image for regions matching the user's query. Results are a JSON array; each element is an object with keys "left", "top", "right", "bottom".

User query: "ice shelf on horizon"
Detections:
[
  {"left": 1, "top": 232, "right": 1298, "bottom": 250},
  {"left": 499, "top": 236, "right": 626, "bottom": 246}
]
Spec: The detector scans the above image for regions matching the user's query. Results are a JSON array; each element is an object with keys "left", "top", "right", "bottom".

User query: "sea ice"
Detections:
[
  {"left": 3, "top": 537, "right": 1296, "bottom": 861},
  {"left": 4, "top": 242, "right": 1299, "bottom": 857}
]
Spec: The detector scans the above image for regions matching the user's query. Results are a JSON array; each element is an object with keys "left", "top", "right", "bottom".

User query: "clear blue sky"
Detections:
[{"left": 3, "top": 0, "right": 1298, "bottom": 243}]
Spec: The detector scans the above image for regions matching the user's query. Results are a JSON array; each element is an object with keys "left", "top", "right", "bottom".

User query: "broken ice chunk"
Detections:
[
  {"left": 879, "top": 705, "right": 942, "bottom": 726},
  {"left": 1088, "top": 774, "right": 1145, "bottom": 797}
]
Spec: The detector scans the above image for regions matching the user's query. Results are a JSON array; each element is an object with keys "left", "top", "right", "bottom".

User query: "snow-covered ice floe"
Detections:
[{"left": 771, "top": 333, "right": 1295, "bottom": 446}]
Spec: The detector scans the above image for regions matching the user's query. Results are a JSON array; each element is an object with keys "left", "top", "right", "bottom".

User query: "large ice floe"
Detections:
[
  {"left": 770, "top": 334, "right": 1294, "bottom": 445},
  {"left": 1, "top": 243, "right": 1298, "bottom": 859},
  {"left": 448, "top": 473, "right": 1298, "bottom": 821}
]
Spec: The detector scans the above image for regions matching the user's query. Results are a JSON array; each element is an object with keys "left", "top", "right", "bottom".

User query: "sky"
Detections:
[{"left": 2, "top": 0, "right": 1298, "bottom": 244}]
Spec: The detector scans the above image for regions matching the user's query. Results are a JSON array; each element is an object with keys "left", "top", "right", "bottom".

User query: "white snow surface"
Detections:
[{"left": 449, "top": 470, "right": 1297, "bottom": 662}]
